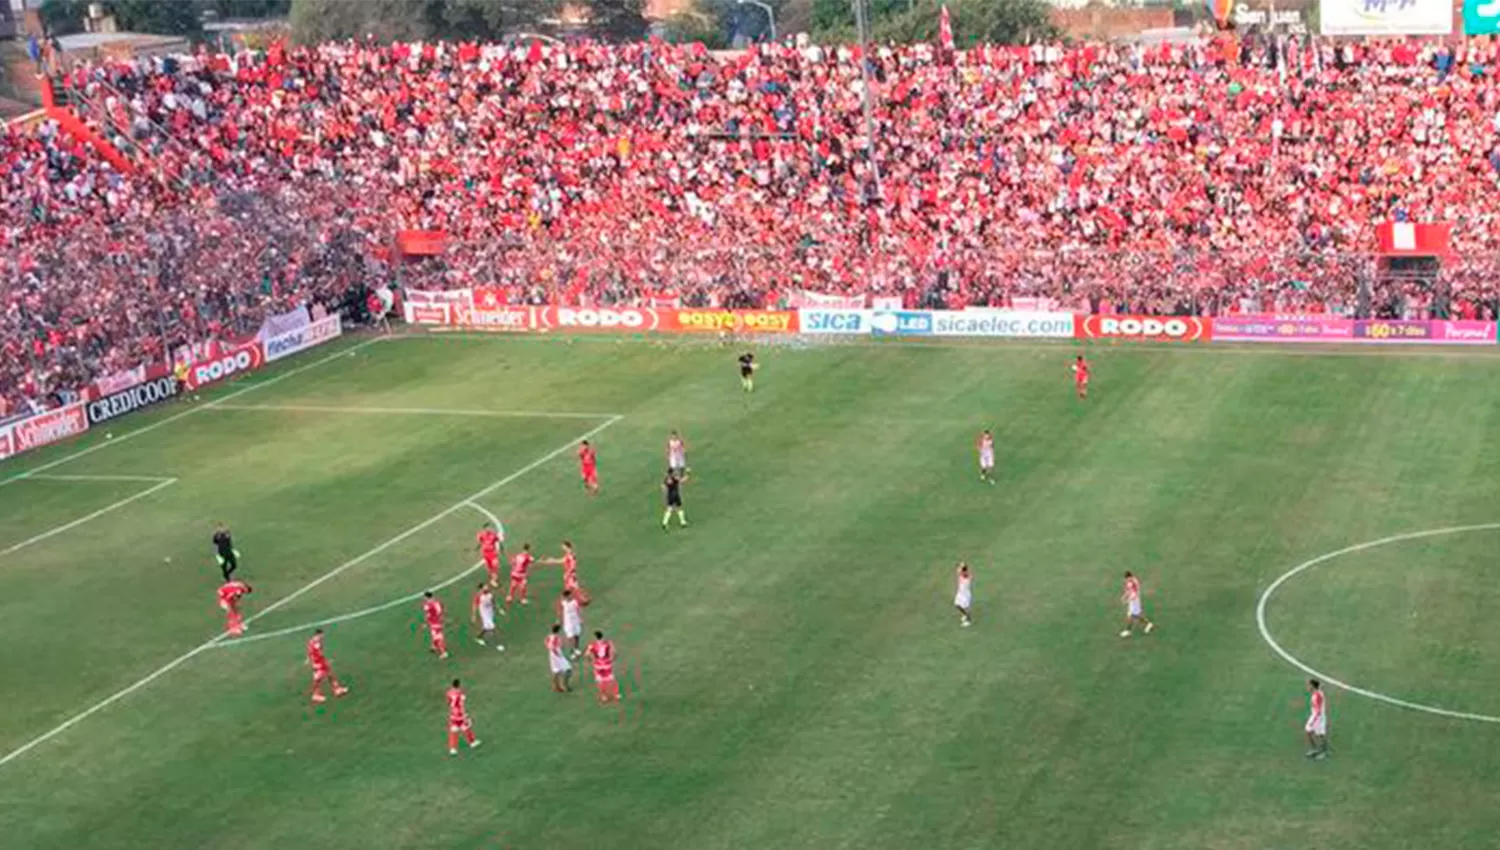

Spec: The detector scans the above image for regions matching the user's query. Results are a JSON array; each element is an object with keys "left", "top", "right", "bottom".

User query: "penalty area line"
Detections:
[
  {"left": 0, "top": 416, "right": 621, "bottom": 770},
  {"left": 215, "top": 502, "right": 502, "bottom": 649},
  {"left": 0, "top": 478, "right": 179, "bottom": 559},
  {"left": 207, "top": 403, "right": 618, "bottom": 420}
]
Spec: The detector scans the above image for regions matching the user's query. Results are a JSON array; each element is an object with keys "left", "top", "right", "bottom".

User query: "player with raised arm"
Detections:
[
  {"left": 306, "top": 628, "right": 349, "bottom": 703},
  {"left": 422, "top": 591, "right": 449, "bottom": 659},
  {"left": 472, "top": 582, "right": 504, "bottom": 651},
  {"left": 587, "top": 630, "right": 621, "bottom": 705},
  {"left": 446, "top": 678, "right": 481, "bottom": 756},
  {"left": 1305, "top": 679, "right": 1329, "bottom": 759},
  {"left": 739, "top": 352, "right": 757, "bottom": 392},
  {"left": 662, "top": 468, "right": 688, "bottom": 530},
  {"left": 578, "top": 440, "right": 600, "bottom": 497},
  {"left": 542, "top": 540, "right": 591, "bottom": 606},
  {"left": 954, "top": 562, "right": 973, "bottom": 627},
  {"left": 506, "top": 543, "right": 534, "bottom": 607},
  {"left": 558, "top": 588, "right": 584, "bottom": 659},
  {"left": 546, "top": 624, "right": 573, "bottom": 693},
  {"left": 212, "top": 522, "right": 241, "bottom": 581},
  {"left": 667, "top": 430, "right": 689, "bottom": 477},
  {"left": 217, "top": 579, "right": 252, "bottom": 636},
  {"left": 475, "top": 522, "right": 504, "bottom": 587},
  {"left": 1072, "top": 355, "right": 1090, "bottom": 400},
  {"left": 977, "top": 430, "right": 996, "bottom": 485},
  {"left": 1119, "top": 571, "right": 1155, "bottom": 638}
]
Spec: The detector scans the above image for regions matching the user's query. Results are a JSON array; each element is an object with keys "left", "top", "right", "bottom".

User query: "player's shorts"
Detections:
[
  {"left": 582, "top": 468, "right": 598, "bottom": 483},
  {"left": 448, "top": 717, "right": 471, "bottom": 733},
  {"left": 312, "top": 665, "right": 332, "bottom": 682},
  {"left": 483, "top": 551, "right": 499, "bottom": 571},
  {"left": 594, "top": 669, "right": 616, "bottom": 685},
  {"left": 1127, "top": 599, "right": 1142, "bottom": 618},
  {"left": 479, "top": 611, "right": 496, "bottom": 631},
  {"left": 429, "top": 626, "right": 446, "bottom": 643},
  {"left": 550, "top": 656, "right": 572, "bottom": 674},
  {"left": 216, "top": 550, "right": 239, "bottom": 567},
  {"left": 741, "top": 367, "right": 754, "bottom": 378},
  {"left": 1076, "top": 376, "right": 1089, "bottom": 387},
  {"left": 954, "top": 590, "right": 972, "bottom": 609},
  {"left": 509, "top": 577, "right": 528, "bottom": 592},
  {"left": 563, "top": 617, "right": 582, "bottom": 638},
  {"left": 1305, "top": 715, "right": 1326, "bottom": 735},
  {"left": 979, "top": 451, "right": 994, "bottom": 468},
  {"left": 666, "top": 494, "right": 683, "bottom": 508}
]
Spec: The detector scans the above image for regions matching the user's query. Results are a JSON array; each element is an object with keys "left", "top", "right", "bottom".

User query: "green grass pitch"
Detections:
[{"left": 3, "top": 333, "right": 1500, "bottom": 849}]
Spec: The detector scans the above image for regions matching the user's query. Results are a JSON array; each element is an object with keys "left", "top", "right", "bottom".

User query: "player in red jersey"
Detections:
[
  {"left": 422, "top": 591, "right": 449, "bottom": 659},
  {"left": 587, "top": 630, "right": 621, "bottom": 704},
  {"left": 1071, "top": 355, "right": 1090, "bottom": 399},
  {"left": 578, "top": 440, "right": 600, "bottom": 496},
  {"left": 1120, "top": 571, "right": 1155, "bottom": 638},
  {"left": 506, "top": 543, "right": 534, "bottom": 607},
  {"left": 217, "top": 579, "right": 252, "bottom": 636},
  {"left": 1305, "top": 679, "right": 1329, "bottom": 759},
  {"left": 475, "top": 522, "right": 504, "bottom": 587},
  {"left": 306, "top": 628, "right": 350, "bottom": 703},
  {"left": 542, "top": 540, "right": 591, "bottom": 606},
  {"left": 546, "top": 624, "right": 573, "bottom": 692},
  {"left": 976, "top": 430, "right": 996, "bottom": 485},
  {"left": 445, "top": 678, "right": 481, "bottom": 756}
]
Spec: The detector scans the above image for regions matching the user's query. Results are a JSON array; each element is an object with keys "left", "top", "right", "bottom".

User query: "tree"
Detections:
[
  {"left": 289, "top": 0, "right": 434, "bottom": 42},
  {"left": 206, "top": 0, "right": 294, "bottom": 18},
  {"left": 108, "top": 0, "right": 204, "bottom": 35},
  {"left": 662, "top": 9, "right": 730, "bottom": 48},
  {"left": 584, "top": 0, "right": 648, "bottom": 41},
  {"left": 428, "top": 0, "right": 562, "bottom": 41},
  {"left": 813, "top": 0, "right": 1056, "bottom": 46}
]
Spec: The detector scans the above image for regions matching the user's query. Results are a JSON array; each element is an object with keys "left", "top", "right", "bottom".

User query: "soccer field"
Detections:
[{"left": 3, "top": 333, "right": 1500, "bottom": 850}]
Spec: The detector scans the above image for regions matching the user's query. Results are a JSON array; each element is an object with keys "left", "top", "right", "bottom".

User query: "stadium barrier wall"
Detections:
[{"left": 0, "top": 317, "right": 345, "bottom": 466}]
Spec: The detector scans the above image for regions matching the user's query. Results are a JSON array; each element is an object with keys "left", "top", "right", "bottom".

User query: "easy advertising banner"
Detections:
[
  {"left": 1320, "top": 0, "right": 1453, "bottom": 35},
  {"left": 1464, "top": 0, "right": 1500, "bottom": 34},
  {"left": 668, "top": 309, "right": 799, "bottom": 334}
]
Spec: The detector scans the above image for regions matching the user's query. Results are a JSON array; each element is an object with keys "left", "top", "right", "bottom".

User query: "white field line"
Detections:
[
  {"left": 1256, "top": 522, "right": 1500, "bottom": 724},
  {"left": 209, "top": 403, "right": 615, "bottom": 420},
  {"left": 216, "top": 502, "right": 500, "bottom": 648},
  {"left": 0, "top": 336, "right": 385, "bottom": 489},
  {"left": 0, "top": 478, "right": 179, "bottom": 559},
  {"left": 22, "top": 473, "right": 177, "bottom": 483},
  {"left": 0, "top": 416, "right": 620, "bottom": 770}
]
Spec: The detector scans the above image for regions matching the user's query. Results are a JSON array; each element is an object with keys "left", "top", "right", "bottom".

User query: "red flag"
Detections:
[{"left": 938, "top": 5, "right": 955, "bottom": 52}]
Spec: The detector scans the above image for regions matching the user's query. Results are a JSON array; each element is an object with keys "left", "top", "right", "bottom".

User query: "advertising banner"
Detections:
[
  {"left": 1077, "top": 315, "right": 1211, "bottom": 342},
  {"left": 1465, "top": 0, "right": 1500, "bottom": 34},
  {"left": 1211, "top": 316, "right": 1497, "bottom": 345},
  {"left": 787, "top": 290, "right": 866, "bottom": 309},
  {"left": 86, "top": 375, "right": 180, "bottom": 425},
  {"left": 0, "top": 421, "right": 13, "bottom": 461},
  {"left": 184, "top": 340, "right": 266, "bottom": 390},
  {"left": 667, "top": 309, "right": 799, "bottom": 334},
  {"left": 933, "top": 311, "right": 1075, "bottom": 338},
  {"left": 258, "top": 305, "right": 311, "bottom": 341},
  {"left": 93, "top": 364, "right": 149, "bottom": 397},
  {"left": 800, "top": 308, "right": 872, "bottom": 334},
  {"left": 12, "top": 403, "right": 88, "bottom": 453},
  {"left": 870, "top": 310, "right": 934, "bottom": 337},
  {"left": 462, "top": 304, "right": 535, "bottom": 331},
  {"left": 405, "top": 302, "right": 456, "bottom": 325},
  {"left": 406, "top": 288, "right": 474, "bottom": 308},
  {"left": 264, "top": 315, "right": 343, "bottom": 363},
  {"left": 1320, "top": 0, "right": 1453, "bottom": 35},
  {"left": 534, "top": 306, "right": 661, "bottom": 332}
]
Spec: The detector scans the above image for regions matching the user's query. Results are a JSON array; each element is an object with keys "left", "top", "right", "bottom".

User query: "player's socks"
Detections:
[
  {"left": 1119, "top": 630, "right": 1131, "bottom": 638},
  {"left": 678, "top": 512, "right": 688, "bottom": 527},
  {"left": 334, "top": 686, "right": 349, "bottom": 697},
  {"left": 1144, "top": 622, "right": 1155, "bottom": 634},
  {"left": 312, "top": 692, "right": 327, "bottom": 703},
  {"left": 496, "top": 644, "right": 505, "bottom": 652},
  {"left": 449, "top": 749, "right": 458, "bottom": 756},
  {"left": 470, "top": 739, "right": 481, "bottom": 749},
  {"left": 449, "top": 733, "right": 458, "bottom": 752}
]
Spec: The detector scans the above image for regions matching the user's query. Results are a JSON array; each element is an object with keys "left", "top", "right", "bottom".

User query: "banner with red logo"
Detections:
[
  {"left": 184, "top": 340, "right": 266, "bottom": 390},
  {"left": 666, "top": 309, "right": 799, "bottom": 334},
  {"left": 534, "top": 306, "right": 662, "bottom": 332},
  {"left": 11, "top": 403, "right": 88, "bottom": 453},
  {"left": 1211, "top": 315, "right": 1497, "bottom": 345},
  {"left": 0, "top": 420, "right": 14, "bottom": 461},
  {"left": 1077, "top": 315, "right": 1212, "bottom": 342},
  {"left": 786, "top": 290, "right": 866, "bottom": 309}
]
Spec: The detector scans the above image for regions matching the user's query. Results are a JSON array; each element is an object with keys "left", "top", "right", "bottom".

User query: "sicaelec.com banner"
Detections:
[{"left": 932, "top": 310, "right": 1074, "bottom": 338}]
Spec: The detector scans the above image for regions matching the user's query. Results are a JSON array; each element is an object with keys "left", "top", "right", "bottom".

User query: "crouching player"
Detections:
[{"left": 218, "top": 579, "right": 252, "bottom": 636}]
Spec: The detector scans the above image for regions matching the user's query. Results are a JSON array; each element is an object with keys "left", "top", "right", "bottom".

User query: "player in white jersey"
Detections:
[
  {"left": 667, "top": 430, "right": 689, "bottom": 478},
  {"left": 977, "top": 430, "right": 995, "bottom": 485},
  {"left": 546, "top": 624, "right": 573, "bottom": 692},
  {"left": 953, "top": 561, "right": 973, "bottom": 627},
  {"left": 1120, "top": 571, "right": 1155, "bottom": 638},
  {"left": 471, "top": 583, "right": 504, "bottom": 651},
  {"left": 1305, "top": 679, "right": 1329, "bottom": 759},
  {"left": 558, "top": 588, "right": 584, "bottom": 659}
]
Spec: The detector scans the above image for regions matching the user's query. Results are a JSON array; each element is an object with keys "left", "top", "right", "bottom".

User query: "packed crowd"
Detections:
[{"left": 6, "top": 34, "right": 1500, "bottom": 411}]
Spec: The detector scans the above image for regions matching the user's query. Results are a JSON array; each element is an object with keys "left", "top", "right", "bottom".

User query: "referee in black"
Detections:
[
  {"left": 213, "top": 522, "right": 241, "bottom": 580},
  {"left": 738, "top": 352, "right": 756, "bottom": 393},
  {"left": 661, "top": 469, "right": 687, "bottom": 530}
]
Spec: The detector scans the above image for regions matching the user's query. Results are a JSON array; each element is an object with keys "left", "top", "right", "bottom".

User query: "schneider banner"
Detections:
[
  {"left": 1211, "top": 316, "right": 1496, "bottom": 345},
  {"left": 1320, "top": 0, "right": 1453, "bottom": 35}
]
